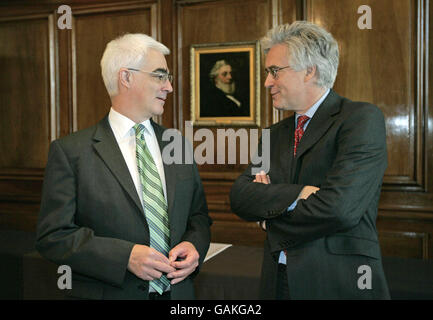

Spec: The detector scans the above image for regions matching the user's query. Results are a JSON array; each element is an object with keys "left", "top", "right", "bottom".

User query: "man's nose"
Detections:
[
  {"left": 164, "top": 79, "right": 173, "bottom": 93},
  {"left": 264, "top": 73, "right": 274, "bottom": 88}
]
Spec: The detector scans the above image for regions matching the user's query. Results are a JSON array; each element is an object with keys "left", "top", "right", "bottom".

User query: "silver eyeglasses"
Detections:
[
  {"left": 264, "top": 65, "right": 291, "bottom": 79},
  {"left": 127, "top": 68, "right": 173, "bottom": 84}
]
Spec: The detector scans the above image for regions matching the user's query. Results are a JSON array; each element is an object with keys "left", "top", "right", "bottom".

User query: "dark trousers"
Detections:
[
  {"left": 276, "top": 264, "right": 290, "bottom": 300},
  {"left": 149, "top": 291, "right": 171, "bottom": 300}
]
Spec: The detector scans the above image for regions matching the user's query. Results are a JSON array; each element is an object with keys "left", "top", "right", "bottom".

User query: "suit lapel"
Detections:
[
  {"left": 278, "top": 116, "right": 295, "bottom": 183},
  {"left": 92, "top": 116, "right": 144, "bottom": 215},
  {"left": 295, "top": 90, "right": 341, "bottom": 159},
  {"left": 150, "top": 120, "right": 176, "bottom": 224}
]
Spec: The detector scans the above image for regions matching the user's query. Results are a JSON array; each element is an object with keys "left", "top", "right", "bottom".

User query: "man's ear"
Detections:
[
  {"left": 304, "top": 66, "right": 316, "bottom": 82},
  {"left": 119, "top": 69, "right": 131, "bottom": 89}
]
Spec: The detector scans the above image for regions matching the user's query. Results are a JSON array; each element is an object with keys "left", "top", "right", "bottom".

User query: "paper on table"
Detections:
[{"left": 204, "top": 243, "right": 232, "bottom": 262}]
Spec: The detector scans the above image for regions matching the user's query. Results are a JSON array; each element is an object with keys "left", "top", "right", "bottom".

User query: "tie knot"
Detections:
[
  {"left": 133, "top": 123, "right": 146, "bottom": 137},
  {"left": 296, "top": 115, "right": 310, "bottom": 129}
]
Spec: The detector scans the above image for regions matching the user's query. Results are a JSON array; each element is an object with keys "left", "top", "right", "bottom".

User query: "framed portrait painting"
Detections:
[{"left": 190, "top": 41, "right": 260, "bottom": 126}]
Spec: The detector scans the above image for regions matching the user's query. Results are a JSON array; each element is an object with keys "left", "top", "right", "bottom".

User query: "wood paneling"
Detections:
[
  {"left": 379, "top": 230, "right": 429, "bottom": 260},
  {"left": 211, "top": 220, "right": 265, "bottom": 247},
  {"left": 0, "top": 13, "right": 54, "bottom": 230},
  {"left": 0, "top": 15, "right": 54, "bottom": 172},
  {"left": 307, "top": 0, "right": 419, "bottom": 189},
  {"left": 274, "top": 0, "right": 300, "bottom": 122},
  {"left": 377, "top": 209, "right": 433, "bottom": 259},
  {"left": 0, "top": 0, "right": 432, "bottom": 260},
  {"left": 176, "top": 0, "right": 272, "bottom": 132}
]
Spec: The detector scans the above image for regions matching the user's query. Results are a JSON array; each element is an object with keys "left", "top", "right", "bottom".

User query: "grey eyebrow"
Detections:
[{"left": 152, "top": 68, "right": 169, "bottom": 74}]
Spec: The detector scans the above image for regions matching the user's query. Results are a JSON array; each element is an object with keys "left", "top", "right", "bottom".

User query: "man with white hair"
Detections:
[
  {"left": 230, "top": 21, "right": 390, "bottom": 299},
  {"left": 200, "top": 60, "right": 248, "bottom": 117},
  {"left": 36, "top": 33, "right": 211, "bottom": 300}
]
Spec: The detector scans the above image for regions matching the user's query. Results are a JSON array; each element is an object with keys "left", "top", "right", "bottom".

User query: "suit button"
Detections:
[{"left": 138, "top": 284, "right": 146, "bottom": 291}]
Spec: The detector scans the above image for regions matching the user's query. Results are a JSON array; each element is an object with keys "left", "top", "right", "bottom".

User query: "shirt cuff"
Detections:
[{"left": 287, "top": 199, "right": 298, "bottom": 212}]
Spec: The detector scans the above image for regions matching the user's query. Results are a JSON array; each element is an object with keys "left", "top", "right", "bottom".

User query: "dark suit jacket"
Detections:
[
  {"left": 36, "top": 116, "right": 211, "bottom": 300},
  {"left": 230, "top": 90, "right": 390, "bottom": 299},
  {"left": 200, "top": 85, "right": 249, "bottom": 117}
]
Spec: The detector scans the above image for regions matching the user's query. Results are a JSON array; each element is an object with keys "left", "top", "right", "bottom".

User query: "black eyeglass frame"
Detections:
[
  {"left": 127, "top": 68, "right": 173, "bottom": 84},
  {"left": 264, "top": 65, "right": 291, "bottom": 79}
]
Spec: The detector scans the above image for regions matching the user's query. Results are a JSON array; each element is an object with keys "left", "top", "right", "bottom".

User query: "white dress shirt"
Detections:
[{"left": 108, "top": 107, "right": 168, "bottom": 211}]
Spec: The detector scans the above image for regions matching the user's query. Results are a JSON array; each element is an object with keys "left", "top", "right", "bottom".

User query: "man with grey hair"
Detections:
[
  {"left": 36, "top": 33, "right": 211, "bottom": 300},
  {"left": 230, "top": 21, "right": 390, "bottom": 299},
  {"left": 200, "top": 59, "right": 248, "bottom": 117}
]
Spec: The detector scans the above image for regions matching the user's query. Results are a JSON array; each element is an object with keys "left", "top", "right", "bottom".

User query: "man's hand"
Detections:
[
  {"left": 167, "top": 241, "right": 200, "bottom": 285},
  {"left": 297, "top": 186, "right": 320, "bottom": 200},
  {"left": 127, "top": 244, "right": 176, "bottom": 281},
  {"left": 253, "top": 170, "right": 271, "bottom": 184}
]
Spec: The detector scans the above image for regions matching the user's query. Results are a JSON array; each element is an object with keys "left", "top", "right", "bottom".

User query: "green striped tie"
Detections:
[{"left": 134, "top": 124, "right": 171, "bottom": 295}]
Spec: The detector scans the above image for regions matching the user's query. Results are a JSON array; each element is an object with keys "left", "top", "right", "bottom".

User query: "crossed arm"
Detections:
[
  {"left": 230, "top": 105, "right": 387, "bottom": 247},
  {"left": 253, "top": 170, "right": 319, "bottom": 230}
]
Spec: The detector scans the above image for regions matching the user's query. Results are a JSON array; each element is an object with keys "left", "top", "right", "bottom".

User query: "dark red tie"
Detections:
[
  {"left": 283, "top": 115, "right": 310, "bottom": 258},
  {"left": 293, "top": 115, "right": 310, "bottom": 157}
]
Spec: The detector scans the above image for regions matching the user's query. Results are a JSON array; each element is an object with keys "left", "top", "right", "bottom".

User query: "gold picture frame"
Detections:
[{"left": 190, "top": 41, "right": 260, "bottom": 126}]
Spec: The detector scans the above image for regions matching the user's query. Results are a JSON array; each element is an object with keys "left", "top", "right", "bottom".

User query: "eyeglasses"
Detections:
[
  {"left": 127, "top": 68, "right": 173, "bottom": 84},
  {"left": 264, "top": 65, "right": 291, "bottom": 79}
]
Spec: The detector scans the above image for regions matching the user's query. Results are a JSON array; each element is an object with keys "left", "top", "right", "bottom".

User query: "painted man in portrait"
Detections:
[{"left": 200, "top": 60, "right": 249, "bottom": 117}]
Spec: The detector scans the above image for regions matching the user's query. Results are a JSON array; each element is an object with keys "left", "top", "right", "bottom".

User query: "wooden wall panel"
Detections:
[
  {"left": 73, "top": 4, "right": 156, "bottom": 131},
  {"left": 274, "top": 0, "right": 300, "bottom": 123},
  {"left": 307, "top": 0, "right": 418, "bottom": 188},
  {"left": 159, "top": 0, "right": 175, "bottom": 129},
  {"left": 377, "top": 210, "right": 433, "bottom": 259},
  {"left": 0, "top": 13, "right": 54, "bottom": 230},
  {"left": 379, "top": 231, "right": 429, "bottom": 260},
  {"left": 0, "top": 15, "right": 53, "bottom": 172}
]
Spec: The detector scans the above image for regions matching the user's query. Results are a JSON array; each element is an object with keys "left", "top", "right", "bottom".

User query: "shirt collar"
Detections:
[
  {"left": 141, "top": 117, "right": 154, "bottom": 136},
  {"left": 108, "top": 107, "right": 154, "bottom": 140},
  {"left": 296, "top": 88, "right": 330, "bottom": 121}
]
